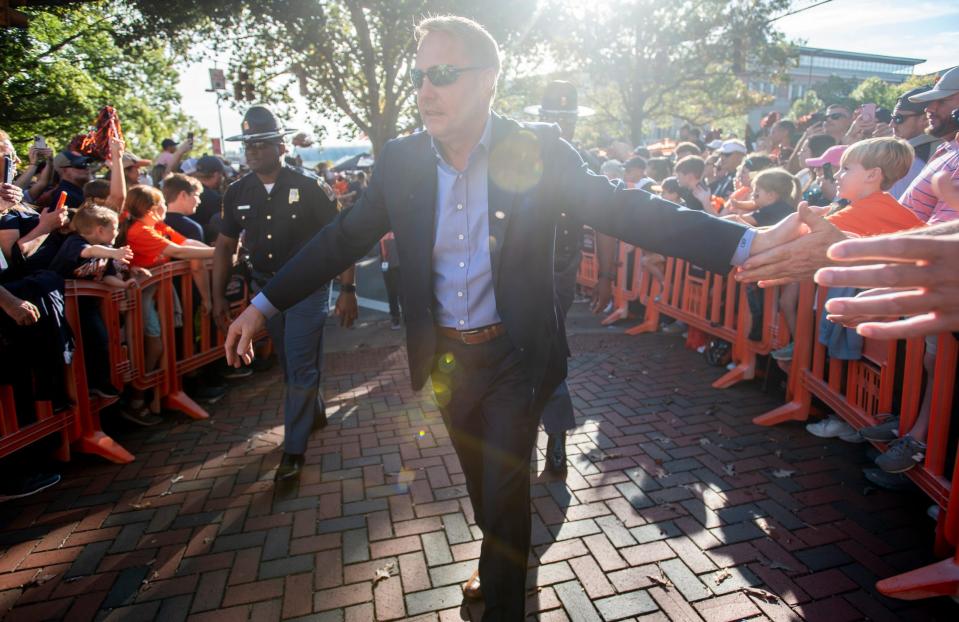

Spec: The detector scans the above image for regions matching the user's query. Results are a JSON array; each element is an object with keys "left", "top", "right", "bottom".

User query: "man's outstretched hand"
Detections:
[
  {"left": 815, "top": 233, "right": 959, "bottom": 339},
  {"left": 225, "top": 304, "right": 266, "bottom": 367},
  {"left": 737, "top": 202, "right": 845, "bottom": 287},
  {"left": 333, "top": 291, "right": 358, "bottom": 328}
]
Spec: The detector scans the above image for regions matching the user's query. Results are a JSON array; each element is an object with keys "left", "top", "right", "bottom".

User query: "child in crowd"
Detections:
[
  {"left": 48, "top": 206, "right": 134, "bottom": 401},
  {"left": 810, "top": 138, "right": 930, "bottom": 470},
  {"left": 674, "top": 156, "right": 713, "bottom": 213},
  {"left": 119, "top": 185, "right": 215, "bottom": 423},
  {"left": 747, "top": 168, "right": 801, "bottom": 226},
  {"left": 826, "top": 137, "right": 925, "bottom": 235},
  {"left": 658, "top": 177, "right": 682, "bottom": 204},
  {"left": 721, "top": 154, "right": 775, "bottom": 215}
]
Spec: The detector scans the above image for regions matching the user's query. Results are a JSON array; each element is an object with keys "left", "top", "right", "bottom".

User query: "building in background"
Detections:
[{"left": 747, "top": 47, "right": 925, "bottom": 125}]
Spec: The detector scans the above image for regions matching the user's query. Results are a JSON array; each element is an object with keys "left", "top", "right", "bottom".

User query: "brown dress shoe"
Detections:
[{"left": 462, "top": 569, "right": 482, "bottom": 600}]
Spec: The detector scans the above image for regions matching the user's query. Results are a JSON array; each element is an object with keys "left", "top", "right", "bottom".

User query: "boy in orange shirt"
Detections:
[{"left": 827, "top": 137, "right": 925, "bottom": 236}]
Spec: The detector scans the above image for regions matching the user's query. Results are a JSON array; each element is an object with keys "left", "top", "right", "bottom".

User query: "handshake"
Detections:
[{"left": 736, "top": 182, "right": 959, "bottom": 340}]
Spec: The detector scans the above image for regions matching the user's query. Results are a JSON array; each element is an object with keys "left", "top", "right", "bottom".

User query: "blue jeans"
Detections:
[{"left": 266, "top": 284, "right": 329, "bottom": 454}]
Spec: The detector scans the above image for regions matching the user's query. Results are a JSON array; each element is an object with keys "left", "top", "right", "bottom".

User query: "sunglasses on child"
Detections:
[{"left": 410, "top": 64, "right": 487, "bottom": 89}]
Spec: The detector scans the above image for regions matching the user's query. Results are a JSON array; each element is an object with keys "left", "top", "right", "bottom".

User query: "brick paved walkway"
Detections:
[{"left": 1, "top": 328, "right": 958, "bottom": 621}]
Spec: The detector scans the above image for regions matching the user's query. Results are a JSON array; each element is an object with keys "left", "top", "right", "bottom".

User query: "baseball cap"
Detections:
[
  {"left": 195, "top": 155, "right": 226, "bottom": 175},
  {"left": 52, "top": 151, "right": 93, "bottom": 169},
  {"left": 706, "top": 139, "right": 723, "bottom": 150},
  {"left": 718, "top": 140, "right": 747, "bottom": 155},
  {"left": 161, "top": 138, "right": 178, "bottom": 149},
  {"left": 908, "top": 67, "right": 959, "bottom": 103},
  {"left": 805, "top": 144, "right": 847, "bottom": 168},
  {"left": 122, "top": 152, "right": 151, "bottom": 168},
  {"left": 894, "top": 86, "right": 933, "bottom": 115}
]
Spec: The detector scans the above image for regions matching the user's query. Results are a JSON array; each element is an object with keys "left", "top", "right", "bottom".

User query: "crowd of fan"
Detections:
[
  {"left": 578, "top": 71, "right": 959, "bottom": 492},
  {"left": 0, "top": 125, "right": 370, "bottom": 499},
  {"left": 1, "top": 68, "right": 958, "bottom": 502}
]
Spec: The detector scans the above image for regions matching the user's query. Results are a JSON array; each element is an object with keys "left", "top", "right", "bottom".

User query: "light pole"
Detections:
[{"left": 206, "top": 66, "right": 227, "bottom": 153}]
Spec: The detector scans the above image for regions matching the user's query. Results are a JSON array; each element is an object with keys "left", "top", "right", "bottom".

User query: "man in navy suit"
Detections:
[{"left": 226, "top": 15, "right": 795, "bottom": 621}]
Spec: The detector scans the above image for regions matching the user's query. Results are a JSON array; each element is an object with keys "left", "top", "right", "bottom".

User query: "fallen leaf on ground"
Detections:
[
  {"left": 171, "top": 475, "right": 184, "bottom": 484},
  {"left": 723, "top": 463, "right": 736, "bottom": 477},
  {"left": 764, "top": 559, "right": 795, "bottom": 572},
  {"left": 373, "top": 561, "right": 396, "bottom": 584},
  {"left": 771, "top": 469, "right": 795, "bottom": 478},
  {"left": 698, "top": 437, "right": 711, "bottom": 446},
  {"left": 22, "top": 571, "right": 56, "bottom": 589},
  {"left": 648, "top": 574, "right": 673, "bottom": 589},
  {"left": 743, "top": 587, "right": 779, "bottom": 603},
  {"left": 714, "top": 569, "right": 732, "bottom": 585}
]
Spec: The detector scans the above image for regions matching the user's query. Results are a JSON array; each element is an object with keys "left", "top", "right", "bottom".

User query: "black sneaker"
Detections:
[
  {"left": 191, "top": 383, "right": 227, "bottom": 404},
  {"left": 120, "top": 406, "right": 164, "bottom": 427},
  {"left": 390, "top": 317, "right": 401, "bottom": 330},
  {"left": 89, "top": 384, "right": 120, "bottom": 399},
  {"left": 221, "top": 365, "right": 253, "bottom": 379},
  {"left": 0, "top": 472, "right": 61, "bottom": 502},
  {"left": 860, "top": 417, "right": 900, "bottom": 442}
]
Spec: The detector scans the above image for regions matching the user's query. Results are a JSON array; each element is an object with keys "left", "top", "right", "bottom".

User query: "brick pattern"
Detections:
[{"left": 0, "top": 333, "right": 956, "bottom": 620}]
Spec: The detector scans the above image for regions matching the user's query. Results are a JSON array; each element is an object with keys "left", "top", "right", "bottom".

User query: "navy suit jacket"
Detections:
[{"left": 263, "top": 113, "right": 748, "bottom": 393}]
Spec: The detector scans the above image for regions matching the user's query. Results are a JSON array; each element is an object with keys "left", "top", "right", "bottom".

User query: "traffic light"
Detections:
[{"left": 234, "top": 71, "right": 249, "bottom": 101}]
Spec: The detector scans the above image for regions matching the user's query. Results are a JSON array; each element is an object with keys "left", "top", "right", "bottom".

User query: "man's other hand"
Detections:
[
  {"left": 1, "top": 296, "right": 40, "bottom": 326},
  {"left": 737, "top": 202, "right": 844, "bottom": 287},
  {"left": 225, "top": 304, "right": 265, "bottom": 367},
  {"left": 590, "top": 278, "right": 612, "bottom": 314},
  {"left": 212, "top": 295, "right": 232, "bottom": 333},
  {"left": 815, "top": 233, "right": 959, "bottom": 339},
  {"left": 333, "top": 291, "right": 358, "bottom": 328}
]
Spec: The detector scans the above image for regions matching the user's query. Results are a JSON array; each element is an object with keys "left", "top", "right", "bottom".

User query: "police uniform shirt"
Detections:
[{"left": 220, "top": 165, "right": 339, "bottom": 274}]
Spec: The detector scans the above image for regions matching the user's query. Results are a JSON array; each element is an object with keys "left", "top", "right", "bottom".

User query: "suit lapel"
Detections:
[
  {"left": 487, "top": 113, "right": 525, "bottom": 287},
  {"left": 404, "top": 133, "right": 438, "bottom": 298}
]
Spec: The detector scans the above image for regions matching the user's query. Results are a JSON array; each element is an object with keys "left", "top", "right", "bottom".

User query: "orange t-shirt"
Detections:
[
  {"left": 826, "top": 191, "right": 925, "bottom": 237},
  {"left": 126, "top": 213, "right": 187, "bottom": 267}
]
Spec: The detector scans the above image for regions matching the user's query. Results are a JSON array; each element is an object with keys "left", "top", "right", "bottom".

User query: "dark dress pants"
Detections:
[{"left": 433, "top": 332, "right": 539, "bottom": 622}]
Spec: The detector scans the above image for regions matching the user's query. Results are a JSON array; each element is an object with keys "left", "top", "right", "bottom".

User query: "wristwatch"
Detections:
[{"left": 341, "top": 284, "right": 357, "bottom": 293}]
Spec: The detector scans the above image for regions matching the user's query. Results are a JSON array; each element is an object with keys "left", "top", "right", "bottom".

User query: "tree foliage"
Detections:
[
  {"left": 539, "top": 0, "right": 796, "bottom": 145},
  {"left": 0, "top": 2, "right": 199, "bottom": 157},
  {"left": 126, "top": 0, "right": 541, "bottom": 155}
]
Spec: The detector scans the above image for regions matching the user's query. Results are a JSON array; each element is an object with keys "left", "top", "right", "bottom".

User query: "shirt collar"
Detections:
[{"left": 431, "top": 113, "right": 493, "bottom": 172}]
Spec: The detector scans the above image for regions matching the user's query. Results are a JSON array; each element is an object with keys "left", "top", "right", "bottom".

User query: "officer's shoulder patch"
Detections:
[{"left": 318, "top": 179, "right": 335, "bottom": 202}]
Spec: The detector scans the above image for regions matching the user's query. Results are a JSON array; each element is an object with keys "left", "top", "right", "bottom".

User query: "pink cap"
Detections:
[{"left": 805, "top": 144, "right": 847, "bottom": 169}]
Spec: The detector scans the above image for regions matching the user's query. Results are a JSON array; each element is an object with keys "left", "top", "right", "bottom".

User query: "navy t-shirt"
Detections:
[
  {"left": 52, "top": 180, "right": 85, "bottom": 209},
  {"left": 165, "top": 213, "right": 204, "bottom": 242},
  {"left": 48, "top": 233, "right": 117, "bottom": 280},
  {"left": 751, "top": 200, "right": 795, "bottom": 227},
  {"left": 0, "top": 208, "right": 66, "bottom": 273}
]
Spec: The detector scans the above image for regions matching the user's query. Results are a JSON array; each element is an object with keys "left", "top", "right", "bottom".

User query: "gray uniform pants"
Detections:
[
  {"left": 257, "top": 279, "right": 330, "bottom": 455},
  {"left": 542, "top": 252, "right": 579, "bottom": 434}
]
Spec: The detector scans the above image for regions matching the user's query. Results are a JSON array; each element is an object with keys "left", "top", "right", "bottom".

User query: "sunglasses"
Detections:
[
  {"left": 410, "top": 64, "right": 486, "bottom": 89},
  {"left": 892, "top": 113, "right": 920, "bottom": 125},
  {"left": 826, "top": 112, "right": 849, "bottom": 121}
]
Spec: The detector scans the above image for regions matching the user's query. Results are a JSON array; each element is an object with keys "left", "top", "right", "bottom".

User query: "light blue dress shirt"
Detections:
[{"left": 431, "top": 116, "right": 501, "bottom": 330}]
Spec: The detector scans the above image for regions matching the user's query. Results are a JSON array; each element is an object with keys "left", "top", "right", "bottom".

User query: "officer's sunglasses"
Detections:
[
  {"left": 892, "top": 113, "right": 921, "bottom": 125},
  {"left": 410, "top": 64, "right": 486, "bottom": 89}
]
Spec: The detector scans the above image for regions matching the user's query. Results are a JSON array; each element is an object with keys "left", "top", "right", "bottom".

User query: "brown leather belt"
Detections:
[{"left": 436, "top": 323, "right": 506, "bottom": 345}]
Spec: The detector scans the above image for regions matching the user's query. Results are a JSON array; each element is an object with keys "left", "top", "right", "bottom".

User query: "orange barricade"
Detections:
[
  {"left": 1, "top": 259, "right": 254, "bottom": 464},
  {"left": 601, "top": 241, "right": 641, "bottom": 325},
  {"left": 62, "top": 280, "right": 135, "bottom": 463},
  {"left": 576, "top": 227, "right": 599, "bottom": 291},
  {"left": 0, "top": 386, "right": 73, "bottom": 462},
  {"left": 622, "top": 254, "right": 790, "bottom": 388},
  {"left": 754, "top": 281, "right": 959, "bottom": 599}
]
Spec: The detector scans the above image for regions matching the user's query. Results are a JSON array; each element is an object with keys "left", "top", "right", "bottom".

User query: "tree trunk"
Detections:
[{"left": 630, "top": 100, "right": 645, "bottom": 147}]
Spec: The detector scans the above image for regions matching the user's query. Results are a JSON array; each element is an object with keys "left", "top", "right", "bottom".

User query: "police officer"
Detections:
[
  {"left": 525, "top": 81, "right": 617, "bottom": 474},
  {"left": 212, "top": 106, "right": 358, "bottom": 481}
]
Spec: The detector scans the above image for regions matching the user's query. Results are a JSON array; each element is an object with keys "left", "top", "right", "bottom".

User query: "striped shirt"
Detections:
[{"left": 900, "top": 139, "right": 959, "bottom": 224}]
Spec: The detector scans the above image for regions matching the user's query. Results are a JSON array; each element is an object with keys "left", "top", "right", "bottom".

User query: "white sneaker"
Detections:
[
  {"left": 805, "top": 415, "right": 854, "bottom": 439},
  {"left": 928, "top": 505, "right": 940, "bottom": 521}
]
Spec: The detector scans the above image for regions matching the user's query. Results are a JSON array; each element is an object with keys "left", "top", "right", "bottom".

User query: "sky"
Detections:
[{"left": 176, "top": 0, "right": 959, "bottom": 143}]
